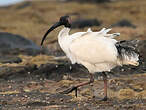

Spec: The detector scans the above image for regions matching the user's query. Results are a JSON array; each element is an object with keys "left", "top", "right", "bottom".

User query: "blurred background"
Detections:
[
  {"left": 0, "top": 0, "right": 146, "bottom": 44},
  {"left": 0, "top": 0, "right": 146, "bottom": 56}
]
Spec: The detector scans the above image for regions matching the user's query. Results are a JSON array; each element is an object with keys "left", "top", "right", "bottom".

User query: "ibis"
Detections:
[{"left": 41, "top": 16, "right": 139, "bottom": 101}]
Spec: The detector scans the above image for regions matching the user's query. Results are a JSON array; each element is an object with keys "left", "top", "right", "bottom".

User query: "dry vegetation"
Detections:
[{"left": 0, "top": 0, "right": 146, "bottom": 45}]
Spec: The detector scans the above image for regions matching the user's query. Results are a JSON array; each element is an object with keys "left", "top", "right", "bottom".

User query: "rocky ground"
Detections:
[
  {"left": 0, "top": 73, "right": 146, "bottom": 110},
  {"left": 0, "top": 53, "right": 146, "bottom": 110}
]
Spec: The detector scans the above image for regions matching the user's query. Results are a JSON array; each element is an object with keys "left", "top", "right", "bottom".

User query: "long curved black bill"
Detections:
[{"left": 41, "top": 22, "right": 62, "bottom": 46}]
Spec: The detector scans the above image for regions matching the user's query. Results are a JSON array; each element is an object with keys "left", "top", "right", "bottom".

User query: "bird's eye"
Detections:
[{"left": 67, "top": 17, "right": 71, "bottom": 24}]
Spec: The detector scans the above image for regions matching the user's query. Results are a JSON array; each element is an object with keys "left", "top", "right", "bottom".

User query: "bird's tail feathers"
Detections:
[
  {"left": 118, "top": 50, "right": 139, "bottom": 66},
  {"left": 116, "top": 40, "right": 139, "bottom": 66}
]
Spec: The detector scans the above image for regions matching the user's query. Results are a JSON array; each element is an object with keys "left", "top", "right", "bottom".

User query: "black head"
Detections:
[
  {"left": 59, "top": 16, "right": 71, "bottom": 28},
  {"left": 41, "top": 15, "right": 71, "bottom": 46}
]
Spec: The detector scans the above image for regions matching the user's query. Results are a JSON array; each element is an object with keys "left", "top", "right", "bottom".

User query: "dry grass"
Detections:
[
  {"left": 0, "top": 54, "right": 58, "bottom": 67},
  {"left": 0, "top": 0, "right": 146, "bottom": 46}
]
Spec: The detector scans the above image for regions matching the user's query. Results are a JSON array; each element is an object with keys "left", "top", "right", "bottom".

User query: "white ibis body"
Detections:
[{"left": 41, "top": 16, "right": 139, "bottom": 101}]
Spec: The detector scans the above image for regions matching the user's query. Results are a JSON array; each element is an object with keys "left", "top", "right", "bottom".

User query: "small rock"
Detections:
[
  {"left": 0, "top": 56, "right": 22, "bottom": 64},
  {"left": 109, "top": 79, "right": 116, "bottom": 84},
  {"left": 111, "top": 19, "right": 136, "bottom": 28},
  {"left": 118, "top": 88, "right": 135, "bottom": 100}
]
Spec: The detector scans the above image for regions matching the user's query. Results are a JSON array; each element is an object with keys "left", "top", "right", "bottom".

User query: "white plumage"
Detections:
[{"left": 58, "top": 27, "right": 138, "bottom": 73}]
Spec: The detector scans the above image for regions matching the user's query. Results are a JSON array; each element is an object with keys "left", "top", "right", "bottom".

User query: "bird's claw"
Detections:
[
  {"left": 101, "top": 96, "right": 108, "bottom": 101},
  {"left": 60, "top": 86, "right": 78, "bottom": 97}
]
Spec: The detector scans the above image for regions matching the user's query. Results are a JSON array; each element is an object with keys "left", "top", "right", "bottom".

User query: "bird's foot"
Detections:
[
  {"left": 60, "top": 86, "right": 78, "bottom": 97},
  {"left": 101, "top": 96, "right": 108, "bottom": 101}
]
